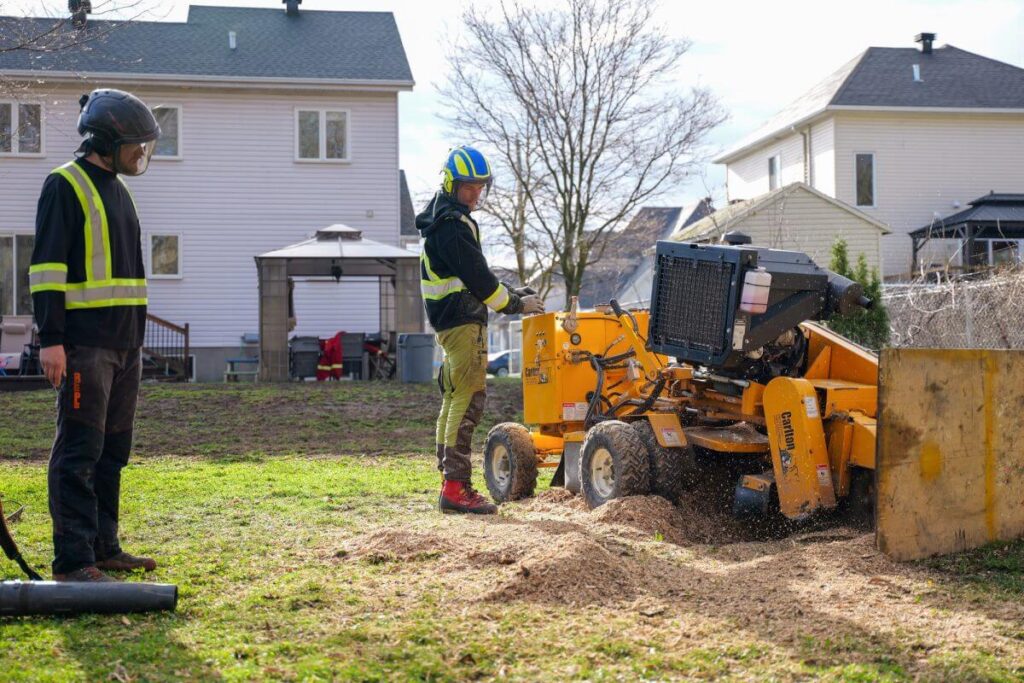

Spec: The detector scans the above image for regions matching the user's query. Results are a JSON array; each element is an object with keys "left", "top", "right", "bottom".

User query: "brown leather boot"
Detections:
[
  {"left": 96, "top": 551, "right": 157, "bottom": 572},
  {"left": 53, "top": 566, "right": 119, "bottom": 582}
]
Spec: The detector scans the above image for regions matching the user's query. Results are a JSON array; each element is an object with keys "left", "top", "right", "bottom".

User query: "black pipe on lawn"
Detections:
[{"left": 0, "top": 580, "right": 178, "bottom": 616}]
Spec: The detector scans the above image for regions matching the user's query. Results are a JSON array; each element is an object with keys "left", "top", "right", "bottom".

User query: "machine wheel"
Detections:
[
  {"left": 632, "top": 419, "right": 698, "bottom": 501},
  {"left": 484, "top": 423, "right": 538, "bottom": 503},
  {"left": 580, "top": 420, "right": 650, "bottom": 509}
]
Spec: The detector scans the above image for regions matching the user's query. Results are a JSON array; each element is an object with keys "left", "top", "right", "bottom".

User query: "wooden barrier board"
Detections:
[{"left": 876, "top": 348, "right": 1024, "bottom": 561}]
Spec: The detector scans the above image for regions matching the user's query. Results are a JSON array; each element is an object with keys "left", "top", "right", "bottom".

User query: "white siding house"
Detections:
[
  {"left": 0, "top": 5, "right": 414, "bottom": 380},
  {"left": 716, "top": 34, "right": 1024, "bottom": 279}
]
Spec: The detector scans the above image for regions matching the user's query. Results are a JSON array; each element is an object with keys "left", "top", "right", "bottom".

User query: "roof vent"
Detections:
[
  {"left": 228, "top": 31, "right": 237, "bottom": 50},
  {"left": 283, "top": 0, "right": 301, "bottom": 16},
  {"left": 68, "top": 0, "right": 91, "bottom": 30},
  {"left": 912, "top": 64, "right": 922, "bottom": 82},
  {"left": 915, "top": 32, "right": 936, "bottom": 54}
]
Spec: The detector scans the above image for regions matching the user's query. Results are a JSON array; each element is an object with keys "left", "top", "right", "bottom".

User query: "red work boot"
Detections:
[{"left": 439, "top": 480, "right": 498, "bottom": 515}]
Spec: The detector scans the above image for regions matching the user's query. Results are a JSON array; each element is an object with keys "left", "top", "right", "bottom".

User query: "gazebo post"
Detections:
[{"left": 257, "top": 257, "right": 290, "bottom": 381}]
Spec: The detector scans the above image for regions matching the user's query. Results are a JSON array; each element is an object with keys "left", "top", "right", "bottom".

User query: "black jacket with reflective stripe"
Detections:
[
  {"left": 415, "top": 192, "right": 522, "bottom": 332},
  {"left": 31, "top": 158, "right": 147, "bottom": 349}
]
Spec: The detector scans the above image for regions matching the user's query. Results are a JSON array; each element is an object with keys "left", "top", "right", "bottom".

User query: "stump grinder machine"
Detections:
[{"left": 483, "top": 240, "right": 878, "bottom": 522}]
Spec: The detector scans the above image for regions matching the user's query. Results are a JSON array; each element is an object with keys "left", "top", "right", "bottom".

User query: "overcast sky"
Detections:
[{"left": 5, "top": 0, "right": 1024, "bottom": 209}]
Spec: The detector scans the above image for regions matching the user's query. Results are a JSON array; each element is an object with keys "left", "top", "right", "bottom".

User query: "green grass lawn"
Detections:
[{"left": 2, "top": 382, "right": 1023, "bottom": 682}]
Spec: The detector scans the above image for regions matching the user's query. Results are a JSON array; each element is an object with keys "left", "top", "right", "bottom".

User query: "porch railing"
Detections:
[{"left": 143, "top": 313, "right": 190, "bottom": 381}]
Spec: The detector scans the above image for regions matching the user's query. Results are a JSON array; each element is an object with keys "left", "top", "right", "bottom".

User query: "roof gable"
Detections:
[
  {"left": 0, "top": 5, "right": 414, "bottom": 84},
  {"left": 673, "top": 183, "right": 889, "bottom": 242},
  {"left": 717, "top": 43, "right": 1024, "bottom": 163}
]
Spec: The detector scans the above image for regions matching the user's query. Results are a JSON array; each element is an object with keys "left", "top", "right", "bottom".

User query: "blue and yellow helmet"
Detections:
[{"left": 441, "top": 146, "right": 493, "bottom": 197}]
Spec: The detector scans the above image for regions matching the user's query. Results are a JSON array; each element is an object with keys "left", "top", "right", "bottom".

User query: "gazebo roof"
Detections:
[
  {"left": 256, "top": 224, "right": 419, "bottom": 277},
  {"left": 910, "top": 193, "right": 1024, "bottom": 239}
]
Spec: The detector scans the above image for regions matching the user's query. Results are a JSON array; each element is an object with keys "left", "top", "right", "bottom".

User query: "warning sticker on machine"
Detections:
[
  {"left": 562, "top": 402, "right": 589, "bottom": 421},
  {"left": 660, "top": 428, "right": 683, "bottom": 446},
  {"left": 804, "top": 396, "right": 820, "bottom": 418},
  {"left": 816, "top": 464, "right": 831, "bottom": 486}
]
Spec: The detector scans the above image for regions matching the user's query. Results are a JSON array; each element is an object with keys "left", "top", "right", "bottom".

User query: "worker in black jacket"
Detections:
[
  {"left": 30, "top": 89, "right": 160, "bottom": 582},
  {"left": 416, "top": 146, "right": 545, "bottom": 514}
]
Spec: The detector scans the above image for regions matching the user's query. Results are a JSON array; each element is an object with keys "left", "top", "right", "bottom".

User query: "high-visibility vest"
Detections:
[
  {"left": 28, "top": 161, "right": 147, "bottom": 310},
  {"left": 419, "top": 213, "right": 510, "bottom": 311}
]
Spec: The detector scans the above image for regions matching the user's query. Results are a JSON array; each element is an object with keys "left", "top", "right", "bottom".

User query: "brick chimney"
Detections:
[
  {"left": 915, "top": 32, "right": 936, "bottom": 54},
  {"left": 283, "top": 0, "right": 301, "bottom": 16}
]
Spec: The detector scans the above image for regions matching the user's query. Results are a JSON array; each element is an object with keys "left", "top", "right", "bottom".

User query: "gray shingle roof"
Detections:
[
  {"left": 399, "top": 170, "right": 417, "bottom": 236},
  {"left": 0, "top": 5, "right": 413, "bottom": 83},
  {"left": 717, "top": 43, "right": 1024, "bottom": 162},
  {"left": 910, "top": 193, "right": 1024, "bottom": 238}
]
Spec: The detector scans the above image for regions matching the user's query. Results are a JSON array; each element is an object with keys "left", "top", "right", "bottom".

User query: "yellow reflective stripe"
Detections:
[
  {"left": 65, "top": 283, "right": 147, "bottom": 307},
  {"left": 420, "top": 251, "right": 442, "bottom": 281},
  {"left": 66, "top": 298, "right": 147, "bottom": 310},
  {"left": 29, "top": 262, "right": 67, "bottom": 274},
  {"left": 54, "top": 162, "right": 111, "bottom": 282},
  {"left": 421, "top": 277, "right": 466, "bottom": 300},
  {"left": 29, "top": 269, "right": 68, "bottom": 289},
  {"left": 483, "top": 283, "right": 510, "bottom": 312},
  {"left": 65, "top": 278, "right": 147, "bottom": 290},
  {"left": 30, "top": 283, "right": 67, "bottom": 293},
  {"left": 458, "top": 214, "right": 480, "bottom": 244},
  {"left": 453, "top": 151, "right": 470, "bottom": 177}
]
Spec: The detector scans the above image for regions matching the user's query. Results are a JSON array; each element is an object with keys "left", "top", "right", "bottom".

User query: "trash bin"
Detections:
[
  {"left": 398, "top": 333, "right": 435, "bottom": 383},
  {"left": 289, "top": 336, "right": 321, "bottom": 380}
]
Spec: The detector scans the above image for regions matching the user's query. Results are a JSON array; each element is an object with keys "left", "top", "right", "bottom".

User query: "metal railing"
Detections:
[{"left": 143, "top": 313, "right": 190, "bottom": 381}]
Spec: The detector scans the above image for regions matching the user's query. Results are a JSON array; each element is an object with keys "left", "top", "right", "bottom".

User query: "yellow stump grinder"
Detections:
[{"left": 483, "top": 239, "right": 878, "bottom": 523}]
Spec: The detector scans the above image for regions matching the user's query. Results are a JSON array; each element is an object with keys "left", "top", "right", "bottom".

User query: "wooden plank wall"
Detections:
[{"left": 876, "top": 348, "right": 1024, "bottom": 561}]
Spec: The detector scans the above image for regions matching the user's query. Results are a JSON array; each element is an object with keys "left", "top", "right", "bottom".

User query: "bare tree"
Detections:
[{"left": 442, "top": 0, "right": 725, "bottom": 306}]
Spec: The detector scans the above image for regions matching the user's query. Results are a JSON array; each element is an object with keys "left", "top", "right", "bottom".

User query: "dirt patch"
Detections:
[
  {"left": 484, "top": 532, "right": 635, "bottom": 605},
  {"left": 341, "top": 529, "right": 452, "bottom": 564},
  {"left": 336, "top": 488, "right": 1024, "bottom": 674}
]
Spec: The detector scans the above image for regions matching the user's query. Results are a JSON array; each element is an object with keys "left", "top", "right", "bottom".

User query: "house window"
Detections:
[
  {"left": 296, "top": 109, "right": 350, "bottom": 161},
  {"left": 0, "top": 102, "right": 43, "bottom": 155},
  {"left": 149, "top": 234, "right": 182, "bottom": 278},
  {"left": 855, "top": 153, "right": 875, "bottom": 207},
  {"left": 768, "top": 155, "right": 781, "bottom": 190},
  {"left": 152, "top": 105, "right": 181, "bottom": 158},
  {"left": 0, "top": 235, "right": 35, "bottom": 315}
]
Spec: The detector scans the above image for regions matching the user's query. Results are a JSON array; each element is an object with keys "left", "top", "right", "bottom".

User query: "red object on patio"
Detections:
[{"left": 316, "top": 332, "right": 344, "bottom": 381}]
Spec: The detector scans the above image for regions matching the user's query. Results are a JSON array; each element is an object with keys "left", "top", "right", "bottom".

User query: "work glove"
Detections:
[
  {"left": 520, "top": 294, "right": 545, "bottom": 316},
  {"left": 513, "top": 285, "right": 536, "bottom": 297}
]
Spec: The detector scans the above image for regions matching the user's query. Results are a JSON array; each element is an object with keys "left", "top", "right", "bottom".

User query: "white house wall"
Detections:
[
  {"left": 809, "top": 117, "right": 836, "bottom": 196},
  {"left": 833, "top": 111, "right": 1024, "bottom": 277},
  {"left": 0, "top": 84, "right": 400, "bottom": 352},
  {"left": 725, "top": 130, "right": 805, "bottom": 201}
]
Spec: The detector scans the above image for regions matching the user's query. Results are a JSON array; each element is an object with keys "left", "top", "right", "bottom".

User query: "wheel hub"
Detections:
[
  {"left": 493, "top": 444, "right": 511, "bottom": 490},
  {"left": 590, "top": 446, "right": 615, "bottom": 499}
]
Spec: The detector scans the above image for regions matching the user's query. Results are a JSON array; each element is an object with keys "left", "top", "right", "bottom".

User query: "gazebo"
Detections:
[
  {"left": 910, "top": 193, "right": 1024, "bottom": 274},
  {"left": 255, "top": 224, "right": 422, "bottom": 381}
]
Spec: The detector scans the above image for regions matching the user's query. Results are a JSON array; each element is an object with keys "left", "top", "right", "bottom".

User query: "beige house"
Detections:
[
  {"left": 672, "top": 181, "right": 888, "bottom": 269},
  {"left": 715, "top": 33, "right": 1024, "bottom": 279}
]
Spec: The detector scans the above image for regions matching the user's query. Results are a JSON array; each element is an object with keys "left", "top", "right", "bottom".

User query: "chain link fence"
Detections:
[{"left": 884, "top": 268, "right": 1024, "bottom": 349}]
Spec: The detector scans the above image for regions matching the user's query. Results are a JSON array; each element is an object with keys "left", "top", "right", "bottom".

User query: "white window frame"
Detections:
[
  {"left": 0, "top": 101, "right": 45, "bottom": 157},
  {"left": 0, "top": 233, "right": 35, "bottom": 316},
  {"left": 147, "top": 233, "right": 184, "bottom": 280},
  {"left": 854, "top": 152, "right": 876, "bottom": 208},
  {"left": 151, "top": 104, "right": 183, "bottom": 160},
  {"left": 768, "top": 154, "right": 781, "bottom": 191},
  {"left": 294, "top": 107, "right": 352, "bottom": 163}
]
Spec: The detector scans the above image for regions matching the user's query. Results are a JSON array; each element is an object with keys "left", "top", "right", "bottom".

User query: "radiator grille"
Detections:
[{"left": 650, "top": 254, "right": 735, "bottom": 356}]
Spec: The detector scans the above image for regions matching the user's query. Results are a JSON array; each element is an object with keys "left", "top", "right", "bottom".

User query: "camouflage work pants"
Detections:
[{"left": 434, "top": 323, "right": 487, "bottom": 482}]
